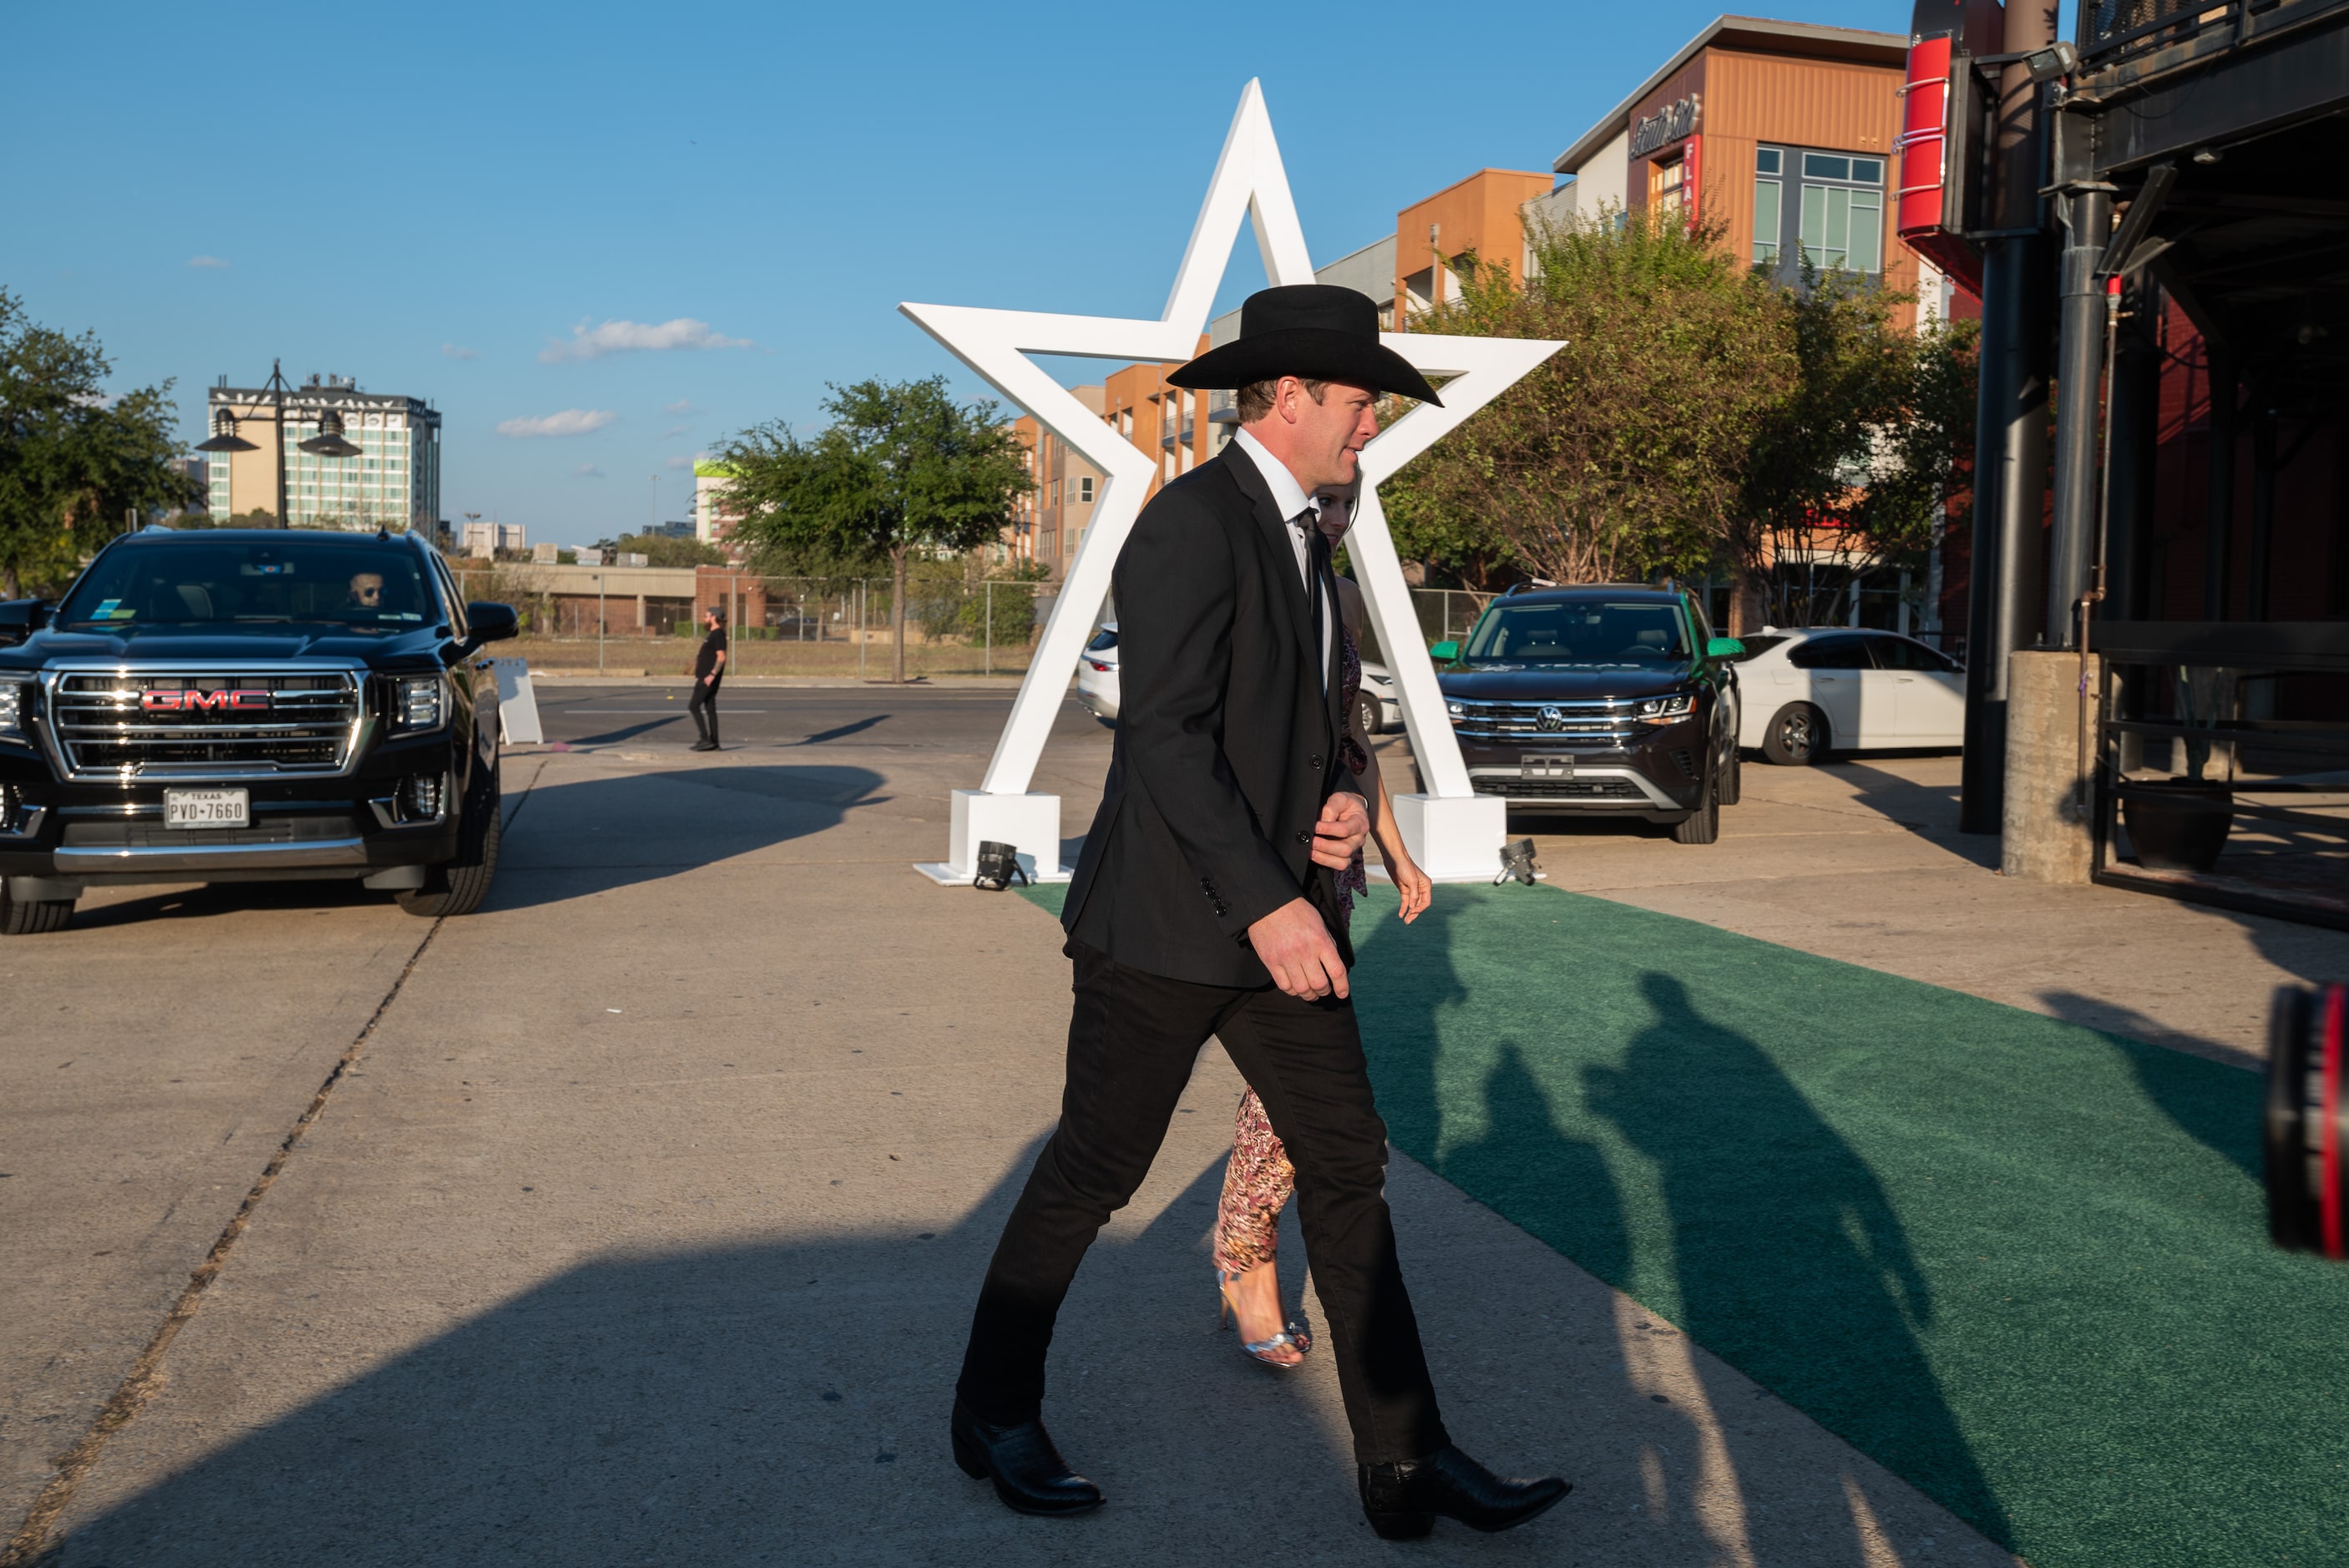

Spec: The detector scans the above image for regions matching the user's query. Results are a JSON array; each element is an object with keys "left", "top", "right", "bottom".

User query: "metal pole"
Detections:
[
  {"left": 2048, "top": 184, "right": 2114, "bottom": 648},
  {"left": 858, "top": 580, "right": 867, "bottom": 680},
  {"left": 985, "top": 580, "right": 994, "bottom": 676},
  {"left": 2205, "top": 343, "right": 2238, "bottom": 620},
  {"left": 596, "top": 573, "right": 605, "bottom": 676}
]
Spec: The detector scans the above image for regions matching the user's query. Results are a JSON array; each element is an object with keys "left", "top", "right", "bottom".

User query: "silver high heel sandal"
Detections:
[{"left": 1218, "top": 1267, "right": 1313, "bottom": 1368}]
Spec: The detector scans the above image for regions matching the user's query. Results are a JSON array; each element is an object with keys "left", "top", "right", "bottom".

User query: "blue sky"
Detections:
[{"left": 3, "top": 1, "right": 1906, "bottom": 546}]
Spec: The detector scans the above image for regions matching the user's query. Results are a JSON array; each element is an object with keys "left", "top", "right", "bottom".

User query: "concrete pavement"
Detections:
[{"left": 4, "top": 700, "right": 2029, "bottom": 1565}]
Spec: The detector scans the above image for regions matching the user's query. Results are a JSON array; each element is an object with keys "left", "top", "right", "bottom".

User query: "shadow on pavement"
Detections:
[
  {"left": 483, "top": 763, "right": 888, "bottom": 908},
  {"left": 1827, "top": 759, "right": 1995, "bottom": 867},
  {"left": 46, "top": 1146, "right": 1342, "bottom": 1567}
]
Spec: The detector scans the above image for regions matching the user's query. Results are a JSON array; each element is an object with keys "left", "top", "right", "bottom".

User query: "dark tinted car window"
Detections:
[
  {"left": 1788, "top": 634, "right": 1873, "bottom": 670},
  {"left": 1726, "top": 634, "right": 1788, "bottom": 661},
  {"left": 58, "top": 539, "right": 434, "bottom": 630},
  {"left": 1869, "top": 634, "right": 1954, "bottom": 672},
  {"left": 1464, "top": 599, "right": 1689, "bottom": 664},
  {"left": 1086, "top": 627, "right": 1117, "bottom": 652}
]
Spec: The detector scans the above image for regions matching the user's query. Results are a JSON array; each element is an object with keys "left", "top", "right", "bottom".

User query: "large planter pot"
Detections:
[{"left": 2123, "top": 781, "right": 2235, "bottom": 873}]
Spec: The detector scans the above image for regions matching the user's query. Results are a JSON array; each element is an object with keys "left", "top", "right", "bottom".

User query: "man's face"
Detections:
[
  {"left": 1282, "top": 379, "right": 1377, "bottom": 493},
  {"left": 348, "top": 573, "right": 384, "bottom": 608}
]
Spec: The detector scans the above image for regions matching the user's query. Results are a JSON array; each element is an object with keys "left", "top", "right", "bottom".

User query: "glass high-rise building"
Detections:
[{"left": 205, "top": 373, "right": 442, "bottom": 532}]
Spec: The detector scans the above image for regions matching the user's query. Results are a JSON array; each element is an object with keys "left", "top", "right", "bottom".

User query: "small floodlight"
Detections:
[
  {"left": 195, "top": 407, "right": 257, "bottom": 453},
  {"left": 1495, "top": 838, "right": 1541, "bottom": 887},
  {"left": 974, "top": 840, "right": 1028, "bottom": 893},
  {"left": 2022, "top": 40, "right": 2080, "bottom": 83},
  {"left": 298, "top": 407, "right": 363, "bottom": 458}
]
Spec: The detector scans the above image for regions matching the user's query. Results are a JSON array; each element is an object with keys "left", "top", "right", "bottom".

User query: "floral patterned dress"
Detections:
[{"left": 1213, "top": 622, "right": 1367, "bottom": 1277}]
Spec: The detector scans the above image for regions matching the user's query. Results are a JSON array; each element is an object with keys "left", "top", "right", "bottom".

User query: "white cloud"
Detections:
[
  {"left": 575, "top": 463, "right": 605, "bottom": 478},
  {"left": 663, "top": 454, "right": 694, "bottom": 470},
  {"left": 442, "top": 343, "right": 479, "bottom": 361},
  {"left": 497, "top": 408, "right": 617, "bottom": 439},
  {"left": 664, "top": 398, "right": 697, "bottom": 416},
  {"left": 539, "top": 319, "right": 750, "bottom": 364},
  {"left": 660, "top": 424, "right": 689, "bottom": 438},
  {"left": 187, "top": 255, "right": 229, "bottom": 270}
]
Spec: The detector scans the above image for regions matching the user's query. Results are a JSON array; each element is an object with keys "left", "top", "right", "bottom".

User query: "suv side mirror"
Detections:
[
  {"left": 0, "top": 600, "right": 51, "bottom": 644},
  {"left": 1706, "top": 636, "right": 1745, "bottom": 660},
  {"left": 1429, "top": 640, "right": 1461, "bottom": 662},
  {"left": 464, "top": 602, "right": 519, "bottom": 647}
]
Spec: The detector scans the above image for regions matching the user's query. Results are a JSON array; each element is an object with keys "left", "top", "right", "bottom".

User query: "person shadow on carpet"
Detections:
[{"left": 1587, "top": 971, "right": 2014, "bottom": 1548}]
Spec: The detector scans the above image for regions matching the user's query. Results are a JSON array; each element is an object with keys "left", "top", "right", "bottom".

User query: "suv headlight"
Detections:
[
  {"left": 393, "top": 675, "right": 446, "bottom": 732},
  {"left": 1445, "top": 700, "right": 1465, "bottom": 717},
  {"left": 0, "top": 676, "right": 28, "bottom": 738},
  {"left": 1636, "top": 693, "right": 1698, "bottom": 723}
]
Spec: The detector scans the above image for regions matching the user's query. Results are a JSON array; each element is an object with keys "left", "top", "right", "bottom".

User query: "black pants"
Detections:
[
  {"left": 688, "top": 677, "right": 720, "bottom": 744},
  {"left": 956, "top": 939, "right": 1448, "bottom": 1464}
]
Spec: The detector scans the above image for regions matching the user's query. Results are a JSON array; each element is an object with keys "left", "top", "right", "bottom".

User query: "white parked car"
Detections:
[
  {"left": 1731, "top": 628, "right": 1966, "bottom": 764},
  {"left": 1072, "top": 620, "right": 1404, "bottom": 736}
]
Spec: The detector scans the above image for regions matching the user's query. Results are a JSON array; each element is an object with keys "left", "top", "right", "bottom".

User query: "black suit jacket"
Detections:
[{"left": 1064, "top": 442, "right": 1353, "bottom": 988}]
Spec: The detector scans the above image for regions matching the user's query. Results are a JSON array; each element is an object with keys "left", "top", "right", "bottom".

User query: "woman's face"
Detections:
[{"left": 1316, "top": 493, "right": 1351, "bottom": 546}]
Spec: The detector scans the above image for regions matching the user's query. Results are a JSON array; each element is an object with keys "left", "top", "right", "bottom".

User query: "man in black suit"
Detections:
[{"left": 950, "top": 286, "right": 1568, "bottom": 1540}]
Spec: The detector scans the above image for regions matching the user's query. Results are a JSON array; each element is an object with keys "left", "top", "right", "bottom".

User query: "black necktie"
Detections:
[{"left": 1303, "top": 518, "right": 1330, "bottom": 690}]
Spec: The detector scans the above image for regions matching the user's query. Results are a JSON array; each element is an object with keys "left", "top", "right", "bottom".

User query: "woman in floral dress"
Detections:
[{"left": 1214, "top": 493, "right": 1435, "bottom": 1367}]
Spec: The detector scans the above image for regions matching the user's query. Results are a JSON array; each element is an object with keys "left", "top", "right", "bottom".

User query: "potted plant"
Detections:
[{"left": 2121, "top": 666, "right": 2235, "bottom": 873}]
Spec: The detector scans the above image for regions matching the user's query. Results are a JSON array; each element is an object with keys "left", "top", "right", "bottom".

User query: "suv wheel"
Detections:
[
  {"left": 0, "top": 883, "right": 73, "bottom": 934},
  {"left": 1762, "top": 702, "right": 1828, "bottom": 766},
  {"left": 1670, "top": 774, "right": 1720, "bottom": 844},
  {"left": 397, "top": 765, "right": 503, "bottom": 918},
  {"left": 1718, "top": 739, "right": 1743, "bottom": 807},
  {"left": 1353, "top": 692, "right": 1382, "bottom": 738}
]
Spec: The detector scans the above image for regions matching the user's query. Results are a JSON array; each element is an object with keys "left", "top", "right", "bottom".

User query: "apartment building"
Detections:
[
  {"left": 1540, "top": 16, "right": 1941, "bottom": 327},
  {"left": 1007, "top": 386, "right": 1106, "bottom": 579},
  {"left": 206, "top": 372, "right": 442, "bottom": 530}
]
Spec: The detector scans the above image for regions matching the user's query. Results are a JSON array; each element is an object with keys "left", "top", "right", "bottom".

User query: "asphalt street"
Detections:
[{"left": 531, "top": 682, "right": 1106, "bottom": 755}]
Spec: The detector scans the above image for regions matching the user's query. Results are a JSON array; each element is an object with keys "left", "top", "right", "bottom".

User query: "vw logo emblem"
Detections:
[{"left": 1536, "top": 706, "right": 1567, "bottom": 732}]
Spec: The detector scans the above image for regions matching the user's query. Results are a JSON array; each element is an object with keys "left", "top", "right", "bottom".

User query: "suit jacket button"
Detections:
[
  {"left": 1309, "top": 754, "right": 1323, "bottom": 769},
  {"left": 1293, "top": 830, "right": 1311, "bottom": 845}
]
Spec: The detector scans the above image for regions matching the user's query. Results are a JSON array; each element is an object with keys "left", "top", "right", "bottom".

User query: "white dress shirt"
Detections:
[{"left": 1231, "top": 427, "right": 1332, "bottom": 690}]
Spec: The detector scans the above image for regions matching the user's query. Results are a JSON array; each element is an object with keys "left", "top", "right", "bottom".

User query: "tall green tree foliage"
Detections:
[
  {"left": 720, "top": 377, "right": 1030, "bottom": 683},
  {"left": 0, "top": 289, "right": 197, "bottom": 597},
  {"left": 1384, "top": 207, "right": 1795, "bottom": 588}
]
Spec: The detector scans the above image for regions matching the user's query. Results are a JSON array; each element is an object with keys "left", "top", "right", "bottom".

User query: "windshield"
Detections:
[
  {"left": 1462, "top": 599, "right": 1692, "bottom": 665},
  {"left": 57, "top": 539, "right": 438, "bottom": 630}
]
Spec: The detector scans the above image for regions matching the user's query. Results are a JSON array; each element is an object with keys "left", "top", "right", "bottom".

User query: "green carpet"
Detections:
[{"left": 1020, "top": 880, "right": 2349, "bottom": 1565}]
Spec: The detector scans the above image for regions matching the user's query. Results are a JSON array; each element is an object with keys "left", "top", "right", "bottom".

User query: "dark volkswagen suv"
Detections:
[{"left": 1432, "top": 584, "right": 1743, "bottom": 843}]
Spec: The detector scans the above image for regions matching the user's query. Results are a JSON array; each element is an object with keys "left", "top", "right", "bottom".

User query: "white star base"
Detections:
[
  {"left": 911, "top": 789, "right": 1072, "bottom": 887},
  {"left": 1394, "top": 793, "right": 1511, "bottom": 883}
]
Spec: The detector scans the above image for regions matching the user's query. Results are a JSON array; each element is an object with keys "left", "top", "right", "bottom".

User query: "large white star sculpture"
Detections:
[{"left": 905, "top": 80, "right": 1562, "bottom": 886}]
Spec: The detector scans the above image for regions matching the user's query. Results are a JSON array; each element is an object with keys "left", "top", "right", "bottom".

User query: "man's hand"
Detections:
[
  {"left": 1311, "top": 791, "right": 1369, "bottom": 870},
  {"left": 1247, "top": 898, "right": 1349, "bottom": 1000}
]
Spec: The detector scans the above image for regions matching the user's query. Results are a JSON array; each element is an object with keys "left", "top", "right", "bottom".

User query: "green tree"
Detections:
[
  {"left": 0, "top": 289, "right": 198, "bottom": 596},
  {"left": 719, "top": 377, "right": 1032, "bottom": 683},
  {"left": 1383, "top": 206, "right": 1795, "bottom": 589}
]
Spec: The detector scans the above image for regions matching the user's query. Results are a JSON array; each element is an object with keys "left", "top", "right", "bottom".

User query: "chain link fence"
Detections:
[{"left": 447, "top": 568, "right": 1062, "bottom": 679}]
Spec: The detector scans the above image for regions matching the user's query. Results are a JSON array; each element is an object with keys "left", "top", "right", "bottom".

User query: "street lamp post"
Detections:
[
  {"left": 194, "top": 359, "right": 362, "bottom": 527},
  {"left": 595, "top": 573, "right": 605, "bottom": 676}
]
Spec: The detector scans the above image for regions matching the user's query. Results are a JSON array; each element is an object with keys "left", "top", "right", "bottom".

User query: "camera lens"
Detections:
[{"left": 2264, "top": 983, "right": 2347, "bottom": 1259}]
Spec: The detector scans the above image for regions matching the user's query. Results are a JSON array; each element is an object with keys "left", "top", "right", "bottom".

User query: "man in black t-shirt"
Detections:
[{"left": 689, "top": 607, "right": 727, "bottom": 751}]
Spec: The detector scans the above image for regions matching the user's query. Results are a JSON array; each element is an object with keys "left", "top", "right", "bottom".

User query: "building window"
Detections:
[
  {"left": 1754, "top": 146, "right": 1885, "bottom": 281},
  {"left": 1050, "top": 479, "right": 1060, "bottom": 507},
  {"left": 1753, "top": 148, "right": 1782, "bottom": 268},
  {"left": 1653, "top": 154, "right": 1688, "bottom": 220},
  {"left": 1076, "top": 476, "right": 1093, "bottom": 504}
]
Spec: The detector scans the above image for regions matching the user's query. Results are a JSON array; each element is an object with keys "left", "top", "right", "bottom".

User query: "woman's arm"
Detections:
[{"left": 1337, "top": 580, "right": 1431, "bottom": 923}]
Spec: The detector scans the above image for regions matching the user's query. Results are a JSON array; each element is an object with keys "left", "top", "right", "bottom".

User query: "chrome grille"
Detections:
[
  {"left": 46, "top": 668, "right": 362, "bottom": 779},
  {"left": 1447, "top": 696, "right": 1640, "bottom": 746}
]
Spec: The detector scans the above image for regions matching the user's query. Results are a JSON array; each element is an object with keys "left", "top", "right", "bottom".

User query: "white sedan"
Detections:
[
  {"left": 1731, "top": 628, "right": 1966, "bottom": 764},
  {"left": 1072, "top": 621, "right": 1403, "bottom": 735}
]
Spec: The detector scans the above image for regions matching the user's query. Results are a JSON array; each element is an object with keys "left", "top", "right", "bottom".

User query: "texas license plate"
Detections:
[
  {"left": 1521, "top": 755, "right": 1575, "bottom": 780},
  {"left": 164, "top": 787, "right": 250, "bottom": 828}
]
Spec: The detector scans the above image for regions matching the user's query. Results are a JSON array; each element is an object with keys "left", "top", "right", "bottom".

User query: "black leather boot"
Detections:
[
  {"left": 950, "top": 1399, "right": 1104, "bottom": 1516},
  {"left": 1358, "top": 1444, "right": 1569, "bottom": 1539}
]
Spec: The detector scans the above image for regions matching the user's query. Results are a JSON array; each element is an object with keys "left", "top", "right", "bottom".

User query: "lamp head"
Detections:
[
  {"left": 2023, "top": 40, "right": 2080, "bottom": 83},
  {"left": 296, "top": 407, "right": 362, "bottom": 458},
  {"left": 194, "top": 407, "right": 257, "bottom": 453}
]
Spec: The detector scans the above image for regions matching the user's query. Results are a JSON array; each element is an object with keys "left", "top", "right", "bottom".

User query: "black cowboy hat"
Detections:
[{"left": 1167, "top": 284, "right": 1442, "bottom": 406}]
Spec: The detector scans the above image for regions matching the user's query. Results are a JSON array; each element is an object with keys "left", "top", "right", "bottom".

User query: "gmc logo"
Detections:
[{"left": 142, "top": 690, "right": 271, "bottom": 712}]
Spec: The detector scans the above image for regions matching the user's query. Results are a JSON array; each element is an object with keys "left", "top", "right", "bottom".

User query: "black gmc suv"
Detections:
[
  {"left": 0, "top": 527, "right": 517, "bottom": 933},
  {"left": 1432, "top": 584, "right": 1743, "bottom": 844}
]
